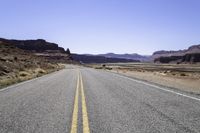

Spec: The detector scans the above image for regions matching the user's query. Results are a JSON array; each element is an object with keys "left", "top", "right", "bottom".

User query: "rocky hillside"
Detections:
[
  {"left": 98, "top": 53, "right": 150, "bottom": 62},
  {"left": 0, "top": 41, "right": 65, "bottom": 88},
  {"left": 0, "top": 38, "right": 72, "bottom": 63},
  {"left": 153, "top": 44, "right": 200, "bottom": 63},
  {"left": 0, "top": 38, "right": 65, "bottom": 53}
]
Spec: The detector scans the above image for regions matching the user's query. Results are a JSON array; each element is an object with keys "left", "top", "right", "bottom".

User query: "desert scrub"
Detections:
[
  {"left": 0, "top": 66, "right": 64, "bottom": 89},
  {"left": 105, "top": 67, "right": 112, "bottom": 70},
  {"left": 180, "top": 73, "right": 187, "bottom": 76},
  {"left": 0, "top": 77, "right": 22, "bottom": 88},
  {"left": 95, "top": 67, "right": 103, "bottom": 69},
  {"left": 34, "top": 68, "right": 46, "bottom": 77},
  {"left": 19, "top": 71, "right": 30, "bottom": 77}
]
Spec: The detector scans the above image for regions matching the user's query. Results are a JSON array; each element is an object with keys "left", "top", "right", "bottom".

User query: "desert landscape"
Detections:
[
  {"left": 85, "top": 44, "right": 200, "bottom": 94},
  {"left": 2, "top": 1, "right": 200, "bottom": 132},
  {"left": 0, "top": 38, "right": 72, "bottom": 88},
  {"left": 1, "top": 37, "right": 200, "bottom": 94},
  {"left": 90, "top": 63, "right": 200, "bottom": 94}
]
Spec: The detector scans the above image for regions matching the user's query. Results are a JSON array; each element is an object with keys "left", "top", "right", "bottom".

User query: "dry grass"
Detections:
[
  {"left": 19, "top": 71, "right": 30, "bottom": 77},
  {"left": 0, "top": 66, "right": 64, "bottom": 89},
  {"left": 0, "top": 42, "right": 66, "bottom": 88},
  {"left": 34, "top": 68, "right": 46, "bottom": 75}
]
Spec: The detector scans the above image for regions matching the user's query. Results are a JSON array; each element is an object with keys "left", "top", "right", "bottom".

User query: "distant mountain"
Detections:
[
  {"left": 153, "top": 44, "right": 200, "bottom": 63},
  {"left": 153, "top": 44, "right": 200, "bottom": 57},
  {"left": 72, "top": 54, "right": 140, "bottom": 63},
  {"left": 97, "top": 53, "right": 151, "bottom": 62}
]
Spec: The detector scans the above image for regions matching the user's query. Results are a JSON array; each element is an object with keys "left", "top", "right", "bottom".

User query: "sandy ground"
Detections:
[{"left": 111, "top": 69, "right": 200, "bottom": 94}]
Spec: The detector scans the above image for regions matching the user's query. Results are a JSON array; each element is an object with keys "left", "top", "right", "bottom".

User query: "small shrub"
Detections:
[
  {"left": 106, "top": 67, "right": 112, "bottom": 70},
  {"left": 172, "top": 73, "right": 176, "bottom": 76},
  {"left": 38, "top": 69, "right": 45, "bottom": 74},
  {"left": 95, "top": 67, "right": 103, "bottom": 69},
  {"left": 180, "top": 73, "right": 186, "bottom": 76},
  {"left": 180, "top": 73, "right": 187, "bottom": 76},
  {"left": 19, "top": 71, "right": 29, "bottom": 77},
  {"left": 35, "top": 68, "right": 46, "bottom": 75},
  {"left": 14, "top": 56, "right": 18, "bottom": 61},
  {"left": 102, "top": 64, "right": 106, "bottom": 67}
]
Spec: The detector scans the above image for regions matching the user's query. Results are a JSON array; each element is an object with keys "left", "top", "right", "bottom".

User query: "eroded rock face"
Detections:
[
  {"left": 153, "top": 44, "right": 200, "bottom": 63},
  {"left": 154, "top": 56, "right": 183, "bottom": 63},
  {"left": 182, "top": 53, "right": 200, "bottom": 63},
  {"left": 154, "top": 53, "right": 200, "bottom": 63},
  {"left": 0, "top": 38, "right": 73, "bottom": 64},
  {"left": 153, "top": 44, "right": 200, "bottom": 56},
  {"left": 0, "top": 38, "right": 65, "bottom": 53}
]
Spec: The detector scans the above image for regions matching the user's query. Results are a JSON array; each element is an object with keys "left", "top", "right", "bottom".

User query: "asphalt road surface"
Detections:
[{"left": 0, "top": 65, "right": 200, "bottom": 133}]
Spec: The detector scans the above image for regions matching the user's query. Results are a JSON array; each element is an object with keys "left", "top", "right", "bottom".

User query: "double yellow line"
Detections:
[{"left": 70, "top": 71, "right": 90, "bottom": 133}]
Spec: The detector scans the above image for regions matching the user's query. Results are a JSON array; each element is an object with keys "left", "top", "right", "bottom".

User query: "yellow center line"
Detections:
[
  {"left": 70, "top": 73, "right": 79, "bottom": 133},
  {"left": 80, "top": 72, "right": 90, "bottom": 133},
  {"left": 70, "top": 70, "right": 90, "bottom": 133}
]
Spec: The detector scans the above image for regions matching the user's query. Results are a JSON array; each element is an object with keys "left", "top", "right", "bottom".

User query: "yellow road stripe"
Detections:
[
  {"left": 80, "top": 72, "right": 90, "bottom": 133},
  {"left": 70, "top": 73, "right": 79, "bottom": 133},
  {"left": 70, "top": 70, "right": 90, "bottom": 133}
]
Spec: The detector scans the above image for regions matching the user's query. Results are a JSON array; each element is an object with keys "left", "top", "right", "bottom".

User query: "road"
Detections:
[{"left": 0, "top": 65, "right": 200, "bottom": 133}]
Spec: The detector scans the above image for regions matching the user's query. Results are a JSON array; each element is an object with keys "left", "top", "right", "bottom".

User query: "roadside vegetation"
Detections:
[
  {"left": 0, "top": 42, "right": 65, "bottom": 88},
  {"left": 88, "top": 64, "right": 113, "bottom": 70}
]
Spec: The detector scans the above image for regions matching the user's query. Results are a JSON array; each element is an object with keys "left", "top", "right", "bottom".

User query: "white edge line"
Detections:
[{"left": 110, "top": 71, "right": 200, "bottom": 102}]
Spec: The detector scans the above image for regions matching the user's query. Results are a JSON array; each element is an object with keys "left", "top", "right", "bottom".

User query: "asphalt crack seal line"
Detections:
[{"left": 70, "top": 70, "right": 90, "bottom": 133}]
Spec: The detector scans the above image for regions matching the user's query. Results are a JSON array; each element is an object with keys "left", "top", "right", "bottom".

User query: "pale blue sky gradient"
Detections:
[{"left": 0, "top": 0, "right": 200, "bottom": 55}]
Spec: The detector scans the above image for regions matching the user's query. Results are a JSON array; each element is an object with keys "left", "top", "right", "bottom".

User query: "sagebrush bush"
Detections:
[{"left": 19, "top": 71, "right": 29, "bottom": 77}]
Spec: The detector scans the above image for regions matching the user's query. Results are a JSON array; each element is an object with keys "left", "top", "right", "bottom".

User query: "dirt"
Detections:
[
  {"left": 94, "top": 63, "right": 200, "bottom": 94},
  {"left": 112, "top": 69, "right": 200, "bottom": 94},
  {"left": 0, "top": 42, "right": 65, "bottom": 88}
]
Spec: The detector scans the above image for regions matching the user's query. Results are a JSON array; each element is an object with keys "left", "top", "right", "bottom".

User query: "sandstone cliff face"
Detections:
[
  {"left": 0, "top": 38, "right": 65, "bottom": 53},
  {"left": 182, "top": 53, "right": 200, "bottom": 63},
  {"left": 153, "top": 44, "right": 200, "bottom": 63},
  {"left": 0, "top": 38, "right": 73, "bottom": 63}
]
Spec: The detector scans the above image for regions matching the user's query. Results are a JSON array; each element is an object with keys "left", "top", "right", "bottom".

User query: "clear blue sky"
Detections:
[{"left": 1, "top": 0, "right": 200, "bottom": 55}]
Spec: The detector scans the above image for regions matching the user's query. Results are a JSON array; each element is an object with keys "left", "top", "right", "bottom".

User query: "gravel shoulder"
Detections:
[{"left": 110, "top": 69, "right": 200, "bottom": 94}]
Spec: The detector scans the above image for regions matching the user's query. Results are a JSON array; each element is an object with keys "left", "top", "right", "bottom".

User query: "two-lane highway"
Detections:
[{"left": 0, "top": 66, "right": 200, "bottom": 133}]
